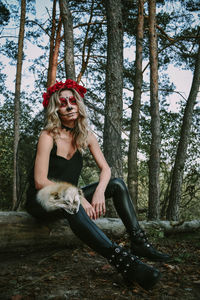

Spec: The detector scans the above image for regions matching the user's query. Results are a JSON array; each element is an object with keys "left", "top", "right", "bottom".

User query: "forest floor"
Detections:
[{"left": 0, "top": 232, "right": 200, "bottom": 300}]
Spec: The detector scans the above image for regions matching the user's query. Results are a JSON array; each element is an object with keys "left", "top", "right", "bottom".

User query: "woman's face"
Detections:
[{"left": 58, "top": 90, "right": 79, "bottom": 124}]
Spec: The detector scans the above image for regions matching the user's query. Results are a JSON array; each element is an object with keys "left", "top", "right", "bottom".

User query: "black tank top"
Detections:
[
  {"left": 26, "top": 143, "right": 83, "bottom": 218},
  {"left": 27, "top": 143, "right": 83, "bottom": 200},
  {"left": 48, "top": 144, "right": 83, "bottom": 186}
]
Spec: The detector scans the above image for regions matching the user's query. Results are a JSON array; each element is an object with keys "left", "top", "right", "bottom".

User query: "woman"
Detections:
[{"left": 26, "top": 79, "right": 169, "bottom": 291}]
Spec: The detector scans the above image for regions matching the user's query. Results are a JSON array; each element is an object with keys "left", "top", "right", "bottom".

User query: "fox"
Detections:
[{"left": 36, "top": 182, "right": 84, "bottom": 214}]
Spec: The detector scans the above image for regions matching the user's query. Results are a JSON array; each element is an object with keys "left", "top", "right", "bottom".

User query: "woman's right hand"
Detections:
[{"left": 81, "top": 197, "right": 96, "bottom": 220}]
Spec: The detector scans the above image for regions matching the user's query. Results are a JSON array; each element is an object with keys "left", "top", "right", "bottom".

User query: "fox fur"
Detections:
[{"left": 36, "top": 182, "right": 83, "bottom": 214}]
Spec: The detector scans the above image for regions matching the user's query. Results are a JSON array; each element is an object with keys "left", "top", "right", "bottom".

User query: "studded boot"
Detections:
[
  {"left": 130, "top": 228, "right": 170, "bottom": 262},
  {"left": 107, "top": 245, "right": 161, "bottom": 290}
]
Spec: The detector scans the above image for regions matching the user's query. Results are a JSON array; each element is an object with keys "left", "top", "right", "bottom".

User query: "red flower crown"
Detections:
[{"left": 42, "top": 79, "right": 87, "bottom": 108}]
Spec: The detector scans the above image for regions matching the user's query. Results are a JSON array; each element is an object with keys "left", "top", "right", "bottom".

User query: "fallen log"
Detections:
[
  {"left": 0, "top": 212, "right": 126, "bottom": 253},
  {"left": 0, "top": 212, "right": 199, "bottom": 253}
]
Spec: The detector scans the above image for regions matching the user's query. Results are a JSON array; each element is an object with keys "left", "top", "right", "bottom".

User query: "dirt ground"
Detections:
[{"left": 0, "top": 233, "right": 200, "bottom": 300}]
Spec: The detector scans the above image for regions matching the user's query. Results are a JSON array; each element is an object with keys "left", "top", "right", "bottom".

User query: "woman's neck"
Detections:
[
  {"left": 61, "top": 120, "right": 75, "bottom": 129},
  {"left": 61, "top": 124, "right": 74, "bottom": 132}
]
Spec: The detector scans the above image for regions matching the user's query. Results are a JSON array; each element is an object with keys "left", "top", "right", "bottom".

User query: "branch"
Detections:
[
  {"left": 142, "top": 41, "right": 176, "bottom": 73},
  {"left": 0, "top": 35, "right": 18, "bottom": 39},
  {"left": 149, "top": 88, "right": 187, "bottom": 101},
  {"left": 74, "top": 54, "right": 106, "bottom": 60},
  {"left": 73, "top": 21, "right": 106, "bottom": 29},
  {"left": 85, "top": 99, "right": 129, "bottom": 138},
  {"left": 84, "top": 99, "right": 104, "bottom": 115},
  {"left": 145, "top": 15, "right": 200, "bottom": 42},
  {"left": 142, "top": 16, "right": 200, "bottom": 73},
  {"left": 77, "top": 0, "right": 95, "bottom": 83},
  {"left": 156, "top": 24, "right": 175, "bottom": 42},
  {"left": 25, "top": 20, "right": 51, "bottom": 37},
  {"left": 60, "top": 20, "right": 106, "bottom": 45}
]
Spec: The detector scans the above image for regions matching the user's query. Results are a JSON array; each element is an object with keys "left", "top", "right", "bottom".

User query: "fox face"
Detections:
[
  {"left": 56, "top": 186, "right": 81, "bottom": 214},
  {"left": 37, "top": 182, "right": 82, "bottom": 214}
]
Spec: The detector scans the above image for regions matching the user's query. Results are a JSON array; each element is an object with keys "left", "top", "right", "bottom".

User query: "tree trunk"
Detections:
[
  {"left": 127, "top": 0, "right": 144, "bottom": 211},
  {"left": 77, "top": 0, "right": 95, "bottom": 84},
  {"left": 12, "top": 0, "right": 26, "bottom": 210},
  {"left": 49, "top": 17, "right": 62, "bottom": 87},
  {"left": 59, "top": 0, "right": 76, "bottom": 80},
  {"left": 103, "top": 0, "right": 123, "bottom": 217},
  {"left": 167, "top": 43, "right": 200, "bottom": 221},
  {"left": 103, "top": 0, "right": 123, "bottom": 178},
  {"left": 47, "top": 0, "right": 57, "bottom": 88},
  {"left": 148, "top": 0, "right": 160, "bottom": 220}
]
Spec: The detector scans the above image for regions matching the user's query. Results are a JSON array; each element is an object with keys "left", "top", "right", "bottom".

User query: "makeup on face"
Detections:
[
  {"left": 59, "top": 96, "right": 77, "bottom": 107},
  {"left": 58, "top": 91, "right": 79, "bottom": 121}
]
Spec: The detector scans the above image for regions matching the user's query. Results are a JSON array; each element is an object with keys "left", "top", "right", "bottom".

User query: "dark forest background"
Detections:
[{"left": 0, "top": 0, "right": 199, "bottom": 221}]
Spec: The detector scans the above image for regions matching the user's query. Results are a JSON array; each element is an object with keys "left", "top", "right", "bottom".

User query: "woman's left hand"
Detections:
[{"left": 91, "top": 190, "right": 106, "bottom": 219}]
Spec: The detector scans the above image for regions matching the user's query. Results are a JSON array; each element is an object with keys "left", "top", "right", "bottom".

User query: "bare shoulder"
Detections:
[
  {"left": 87, "top": 130, "right": 98, "bottom": 147},
  {"left": 39, "top": 130, "right": 53, "bottom": 138},
  {"left": 37, "top": 130, "right": 54, "bottom": 151}
]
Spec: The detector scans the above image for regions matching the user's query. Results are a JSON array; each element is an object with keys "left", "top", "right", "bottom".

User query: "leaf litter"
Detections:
[{"left": 0, "top": 233, "right": 199, "bottom": 300}]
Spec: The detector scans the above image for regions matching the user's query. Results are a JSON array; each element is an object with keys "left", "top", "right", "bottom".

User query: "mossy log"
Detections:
[{"left": 0, "top": 212, "right": 199, "bottom": 253}]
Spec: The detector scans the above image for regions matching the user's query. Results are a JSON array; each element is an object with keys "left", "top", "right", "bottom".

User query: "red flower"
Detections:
[{"left": 42, "top": 79, "right": 87, "bottom": 108}]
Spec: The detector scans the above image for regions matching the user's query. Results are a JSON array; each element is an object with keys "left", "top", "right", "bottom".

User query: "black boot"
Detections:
[
  {"left": 82, "top": 180, "right": 170, "bottom": 262},
  {"left": 131, "top": 228, "right": 171, "bottom": 262},
  {"left": 107, "top": 245, "right": 161, "bottom": 290}
]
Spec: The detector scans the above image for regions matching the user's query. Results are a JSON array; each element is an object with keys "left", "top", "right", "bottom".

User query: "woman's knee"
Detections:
[
  {"left": 109, "top": 177, "right": 127, "bottom": 192},
  {"left": 81, "top": 182, "right": 98, "bottom": 202}
]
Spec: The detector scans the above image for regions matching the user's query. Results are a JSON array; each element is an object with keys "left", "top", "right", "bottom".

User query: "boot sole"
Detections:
[
  {"left": 140, "top": 271, "right": 161, "bottom": 290},
  {"left": 123, "top": 271, "right": 161, "bottom": 291}
]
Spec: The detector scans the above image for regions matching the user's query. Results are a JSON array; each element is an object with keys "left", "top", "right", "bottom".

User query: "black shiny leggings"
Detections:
[
  {"left": 27, "top": 178, "right": 139, "bottom": 258},
  {"left": 67, "top": 178, "right": 139, "bottom": 257},
  {"left": 82, "top": 178, "right": 139, "bottom": 230}
]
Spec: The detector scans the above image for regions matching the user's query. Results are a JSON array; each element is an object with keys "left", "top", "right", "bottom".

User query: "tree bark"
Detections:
[
  {"left": 59, "top": 0, "right": 76, "bottom": 80},
  {"left": 167, "top": 42, "right": 200, "bottom": 221},
  {"left": 47, "top": 0, "right": 57, "bottom": 88},
  {"left": 103, "top": 0, "right": 123, "bottom": 217},
  {"left": 103, "top": 0, "right": 123, "bottom": 178},
  {"left": 49, "top": 17, "right": 62, "bottom": 87},
  {"left": 77, "top": 0, "right": 94, "bottom": 84},
  {"left": 127, "top": 0, "right": 144, "bottom": 211},
  {"left": 148, "top": 0, "right": 160, "bottom": 220},
  {"left": 12, "top": 0, "right": 26, "bottom": 210}
]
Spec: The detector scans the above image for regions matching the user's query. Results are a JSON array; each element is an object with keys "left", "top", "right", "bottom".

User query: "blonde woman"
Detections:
[{"left": 26, "top": 79, "right": 169, "bottom": 290}]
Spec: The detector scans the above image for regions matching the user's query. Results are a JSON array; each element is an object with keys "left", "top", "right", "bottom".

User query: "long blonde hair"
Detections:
[{"left": 44, "top": 88, "right": 90, "bottom": 152}]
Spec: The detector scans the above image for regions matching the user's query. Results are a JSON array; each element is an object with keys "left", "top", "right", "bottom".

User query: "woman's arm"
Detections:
[
  {"left": 87, "top": 132, "right": 111, "bottom": 219},
  {"left": 34, "top": 130, "right": 55, "bottom": 190}
]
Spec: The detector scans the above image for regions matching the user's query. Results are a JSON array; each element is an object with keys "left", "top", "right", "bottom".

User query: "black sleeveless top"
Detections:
[
  {"left": 26, "top": 143, "right": 83, "bottom": 203},
  {"left": 48, "top": 144, "right": 83, "bottom": 185}
]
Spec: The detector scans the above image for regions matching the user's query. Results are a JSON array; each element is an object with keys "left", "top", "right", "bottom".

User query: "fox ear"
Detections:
[
  {"left": 51, "top": 192, "right": 59, "bottom": 199},
  {"left": 78, "top": 189, "right": 84, "bottom": 197}
]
